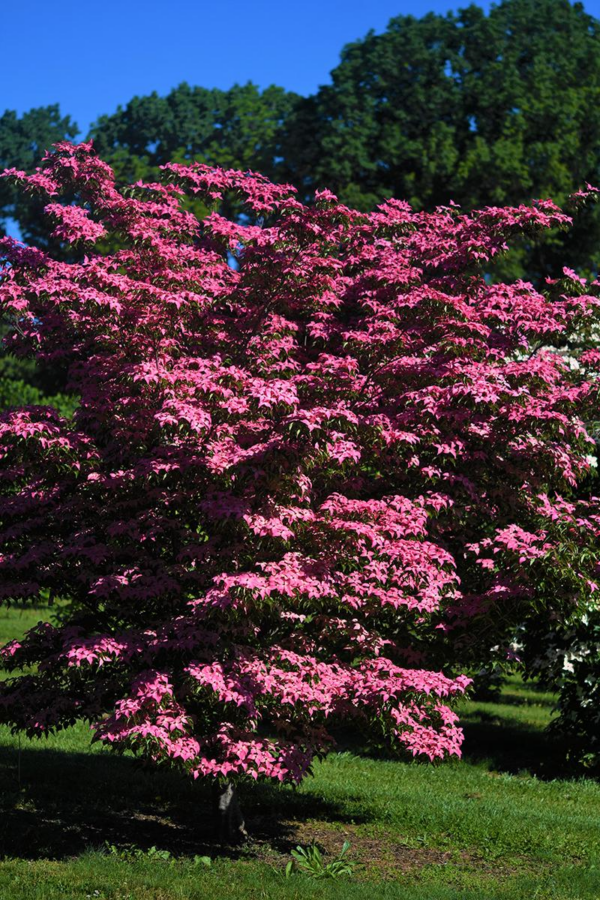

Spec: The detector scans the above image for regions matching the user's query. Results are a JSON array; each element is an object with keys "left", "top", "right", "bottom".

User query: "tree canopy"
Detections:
[
  {"left": 4, "top": 0, "right": 600, "bottom": 284},
  {"left": 1, "top": 143, "right": 599, "bottom": 833},
  {"left": 281, "top": 0, "right": 600, "bottom": 280},
  {"left": 0, "top": 105, "right": 78, "bottom": 247},
  {"left": 90, "top": 82, "right": 299, "bottom": 183}
]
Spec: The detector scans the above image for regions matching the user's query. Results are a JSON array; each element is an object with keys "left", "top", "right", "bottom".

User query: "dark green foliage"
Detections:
[
  {"left": 90, "top": 81, "right": 299, "bottom": 179},
  {"left": 524, "top": 606, "right": 600, "bottom": 773},
  {"left": 85, "top": 0, "right": 600, "bottom": 284},
  {"left": 281, "top": 11, "right": 463, "bottom": 211},
  {"left": 281, "top": 0, "right": 600, "bottom": 281},
  {"left": 0, "top": 105, "right": 78, "bottom": 248},
  {"left": 4, "top": 1, "right": 600, "bottom": 283},
  {"left": 0, "top": 325, "right": 75, "bottom": 416},
  {"left": 550, "top": 611, "right": 600, "bottom": 772}
]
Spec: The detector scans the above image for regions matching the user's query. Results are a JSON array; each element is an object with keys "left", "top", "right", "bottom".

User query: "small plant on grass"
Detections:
[
  {"left": 285, "top": 840, "right": 354, "bottom": 879},
  {"left": 102, "top": 843, "right": 212, "bottom": 867},
  {"left": 103, "top": 843, "right": 174, "bottom": 863}
]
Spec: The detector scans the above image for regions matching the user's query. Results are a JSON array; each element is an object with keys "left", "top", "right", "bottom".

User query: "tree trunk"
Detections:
[{"left": 213, "top": 781, "right": 248, "bottom": 843}]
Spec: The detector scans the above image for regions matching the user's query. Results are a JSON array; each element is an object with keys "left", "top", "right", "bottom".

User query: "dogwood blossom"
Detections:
[{"left": 0, "top": 142, "right": 598, "bottom": 785}]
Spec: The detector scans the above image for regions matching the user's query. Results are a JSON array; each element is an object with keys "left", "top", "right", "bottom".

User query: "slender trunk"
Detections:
[{"left": 213, "top": 781, "right": 248, "bottom": 843}]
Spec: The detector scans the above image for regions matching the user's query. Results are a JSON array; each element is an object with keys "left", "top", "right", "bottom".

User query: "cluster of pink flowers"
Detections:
[{"left": 0, "top": 141, "right": 598, "bottom": 785}]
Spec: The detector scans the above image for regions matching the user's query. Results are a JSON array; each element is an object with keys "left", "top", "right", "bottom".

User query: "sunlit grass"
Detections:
[{"left": 0, "top": 606, "right": 598, "bottom": 899}]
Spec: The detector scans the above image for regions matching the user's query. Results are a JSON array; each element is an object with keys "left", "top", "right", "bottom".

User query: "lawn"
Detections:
[{"left": 0, "top": 604, "right": 598, "bottom": 899}]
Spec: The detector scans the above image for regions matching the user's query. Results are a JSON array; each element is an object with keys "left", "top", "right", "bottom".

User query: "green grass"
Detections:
[{"left": 0, "top": 606, "right": 599, "bottom": 899}]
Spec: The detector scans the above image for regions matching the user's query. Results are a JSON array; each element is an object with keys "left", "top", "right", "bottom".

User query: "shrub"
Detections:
[{"left": 0, "top": 143, "right": 598, "bottom": 833}]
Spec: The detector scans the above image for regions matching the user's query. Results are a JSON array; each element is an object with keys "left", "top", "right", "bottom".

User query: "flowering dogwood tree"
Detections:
[{"left": 0, "top": 143, "right": 598, "bottom": 838}]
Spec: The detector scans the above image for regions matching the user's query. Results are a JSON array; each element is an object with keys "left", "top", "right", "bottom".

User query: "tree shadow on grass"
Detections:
[
  {"left": 0, "top": 740, "right": 363, "bottom": 861},
  {"left": 459, "top": 714, "right": 574, "bottom": 780},
  {"left": 478, "top": 692, "right": 555, "bottom": 709},
  {"left": 328, "top": 710, "right": 579, "bottom": 783}
]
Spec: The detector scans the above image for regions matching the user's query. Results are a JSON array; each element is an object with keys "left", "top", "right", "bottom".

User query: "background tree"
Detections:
[
  {"left": 5, "top": 1, "right": 600, "bottom": 285},
  {"left": 90, "top": 81, "right": 299, "bottom": 182},
  {"left": 0, "top": 337, "right": 76, "bottom": 416},
  {"left": 0, "top": 106, "right": 79, "bottom": 410},
  {"left": 88, "top": 81, "right": 301, "bottom": 228},
  {"left": 282, "top": 0, "right": 600, "bottom": 282},
  {"left": 0, "top": 105, "right": 78, "bottom": 247}
]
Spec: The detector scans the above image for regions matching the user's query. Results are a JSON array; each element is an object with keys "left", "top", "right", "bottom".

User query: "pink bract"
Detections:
[{"left": 0, "top": 142, "right": 598, "bottom": 784}]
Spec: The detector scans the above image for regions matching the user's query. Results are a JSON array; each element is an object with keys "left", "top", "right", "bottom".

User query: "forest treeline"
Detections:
[{"left": 2, "top": 0, "right": 600, "bottom": 400}]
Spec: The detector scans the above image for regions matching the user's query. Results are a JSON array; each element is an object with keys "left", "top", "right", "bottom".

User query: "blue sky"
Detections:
[
  {"left": 4, "top": 0, "right": 600, "bottom": 138},
  {"left": 4, "top": 0, "right": 490, "bottom": 136}
]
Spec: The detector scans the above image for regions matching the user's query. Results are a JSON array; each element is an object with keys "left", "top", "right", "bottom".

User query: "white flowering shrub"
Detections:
[{"left": 526, "top": 605, "right": 600, "bottom": 772}]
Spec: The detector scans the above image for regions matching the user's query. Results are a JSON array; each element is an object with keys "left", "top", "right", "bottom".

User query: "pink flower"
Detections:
[{"left": 0, "top": 140, "right": 597, "bottom": 789}]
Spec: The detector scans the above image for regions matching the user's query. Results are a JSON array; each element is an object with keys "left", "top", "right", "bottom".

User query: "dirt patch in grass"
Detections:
[{"left": 245, "top": 818, "right": 538, "bottom": 881}]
